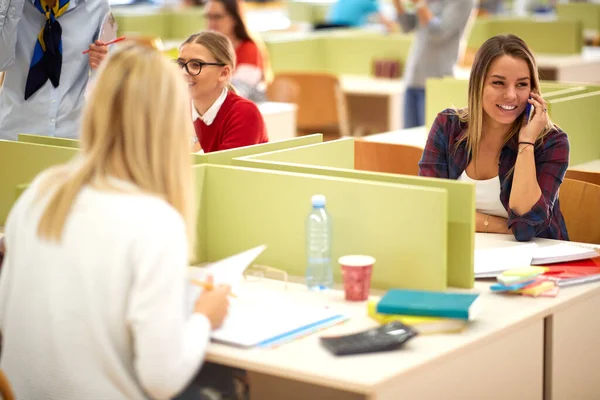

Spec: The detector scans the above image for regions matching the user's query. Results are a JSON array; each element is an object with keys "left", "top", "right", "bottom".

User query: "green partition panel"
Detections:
[
  {"left": 265, "top": 37, "right": 327, "bottom": 73},
  {"left": 192, "top": 165, "right": 208, "bottom": 264},
  {"left": 548, "top": 91, "right": 600, "bottom": 166},
  {"left": 323, "top": 33, "right": 413, "bottom": 76},
  {"left": 167, "top": 8, "right": 206, "bottom": 40},
  {"left": 556, "top": 3, "right": 600, "bottom": 33},
  {"left": 287, "top": 0, "right": 331, "bottom": 24},
  {"left": 18, "top": 134, "right": 80, "bottom": 149},
  {"left": 113, "top": 9, "right": 168, "bottom": 38},
  {"left": 232, "top": 141, "right": 475, "bottom": 289},
  {"left": 466, "top": 18, "right": 583, "bottom": 54},
  {"left": 191, "top": 134, "right": 323, "bottom": 165},
  {"left": 200, "top": 164, "right": 449, "bottom": 291},
  {"left": 0, "top": 141, "right": 78, "bottom": 224}
]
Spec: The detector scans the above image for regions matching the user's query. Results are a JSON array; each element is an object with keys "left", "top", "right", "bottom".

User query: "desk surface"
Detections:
[
  {"left": 340, "top": 75, "right": 404, "bottom": 96},
  {"left": 570, "top": 159, "right": 600, "bottom": 172},
  {"left": 204, "top": 233, "right": 600, "bottom": 395},
  {"left": 257, "top": 101, "right": 297, "bottom": 115},
  {"left": 362, "top": 127, "right": 427, "bottom": 148}
]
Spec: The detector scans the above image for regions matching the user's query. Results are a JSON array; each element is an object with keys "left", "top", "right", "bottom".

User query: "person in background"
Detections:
[
  {"left": 393, "top": 0, "right": 476, "bottom": 128},
  {"left": 203, "top": 0, "right": 272, "bottom": 102},
  {"left": 178, "top": 31, "right": 268, "bottom": 153},
  {"left": 0, "top": 0, "right": 116, "bottom": 140},
  {"left": 322, "top": 0, "right": 397, "bottom": 31},
  {"left": 419, "top": 34, "right": 570, "bottom": 242},
  {"left": 0, "top": 44, "right": 232, "bottom": 399}
]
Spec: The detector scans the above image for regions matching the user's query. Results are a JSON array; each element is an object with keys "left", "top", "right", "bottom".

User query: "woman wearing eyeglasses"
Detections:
[
  {"left": 202, "top": 0, "right": 273, "bottom": 103},
  {"left": 177, "top": 31, "right": 268, "bottom": 153}
]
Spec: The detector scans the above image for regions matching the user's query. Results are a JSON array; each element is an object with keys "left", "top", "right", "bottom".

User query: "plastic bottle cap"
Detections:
[{"left": 311, "top": 194, "right": 326, "bottom": 207}]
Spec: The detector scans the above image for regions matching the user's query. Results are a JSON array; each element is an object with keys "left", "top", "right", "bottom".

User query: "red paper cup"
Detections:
[{"left": 339, "top": 255, "right": 375, "bottom": 301}]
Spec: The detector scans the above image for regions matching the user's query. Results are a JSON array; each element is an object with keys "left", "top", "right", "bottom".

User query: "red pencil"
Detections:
[{"left": 82, "top": 36, "right": 126, "bottom": 54}]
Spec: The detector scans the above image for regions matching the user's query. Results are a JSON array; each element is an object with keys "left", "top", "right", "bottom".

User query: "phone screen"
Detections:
[{"left": 524, "top": 102, "right": 534, "bottom": 124}]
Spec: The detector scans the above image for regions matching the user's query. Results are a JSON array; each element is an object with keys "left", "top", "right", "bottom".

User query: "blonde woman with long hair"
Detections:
[
  {"left": 178, "top": 31, "right": 268, "bottom": 153},
  {"left": 419, "top": 34, "right": 570, "bottom": 242},
  {"left": 0, "top": 45, "right": 231, "bottom": 399}
]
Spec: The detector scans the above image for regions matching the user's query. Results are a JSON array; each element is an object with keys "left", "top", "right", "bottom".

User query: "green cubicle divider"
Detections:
[
  {"left": 548, "top": 91, "right": 600, "bottom": 166},
  {"left": 112, "top": 7, "right": 206, "bottom": 40},
  {"left": 556, "top": 3, "right": 600, "bottom": 33},
  {"left": 287, "top": 0, "right": 330, "bottom": 24},
  {"left": 466, "top": 18, "right": 583, "bottom": 54},
  {"left": 191, "top": 134, "right": 323, "bottom": 165},
  {"left": 231, "top": 140, "right": 475, "bottom": 289},
  {"left": 194, "top": 164, "right": 450, "bottom": 291},
  {"left": 265, "top": 30, "right": 413, "bottom": 75},
  {"left": 0, "top": 141, "right": 78, "bottom": 224},
  {"left": 18, "top": 134, "right": 80, "bottom": 149}
]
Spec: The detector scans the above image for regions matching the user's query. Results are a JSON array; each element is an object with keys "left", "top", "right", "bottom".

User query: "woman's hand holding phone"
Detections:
[{"left": 519, "top": 92, "right": 548, "bottom": 143}]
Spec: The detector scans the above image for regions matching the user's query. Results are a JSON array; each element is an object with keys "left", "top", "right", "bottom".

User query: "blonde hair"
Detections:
[
  {"left": 182, "top": 31, "right": 238, "bottom": 93},
  {"left": 37, "top": 44, "right": 196, "bottom": 255},
  {"left": 455, "top": 34, "right": 555, "bottom": 169}
]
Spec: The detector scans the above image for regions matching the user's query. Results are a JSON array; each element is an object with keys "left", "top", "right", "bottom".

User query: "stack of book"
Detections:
[
  {"left": 491, "top": 251, "right": 600, "bottom": 297},
  {"left": 368, "top": 289, "right": 481, "bottom": 334}
]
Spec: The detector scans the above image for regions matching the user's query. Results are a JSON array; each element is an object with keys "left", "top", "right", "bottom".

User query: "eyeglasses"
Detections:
[{"left": 175, "top": 59, "right": 226, "bottom": 76}]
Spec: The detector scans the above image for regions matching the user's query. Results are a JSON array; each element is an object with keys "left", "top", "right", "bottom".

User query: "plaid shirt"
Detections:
[{"left": 419, "top": 110, "right": 570, "bottom": 242}]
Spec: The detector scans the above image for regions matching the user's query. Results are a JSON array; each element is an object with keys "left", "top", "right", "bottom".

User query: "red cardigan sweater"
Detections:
[{"left": 193, "top": 91, "right": 268, "bottom": 153}]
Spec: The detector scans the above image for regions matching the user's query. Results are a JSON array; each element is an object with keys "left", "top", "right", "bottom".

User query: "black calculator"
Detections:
[{"left": 320, "top": 321, "right": 418, "bottom": 356}]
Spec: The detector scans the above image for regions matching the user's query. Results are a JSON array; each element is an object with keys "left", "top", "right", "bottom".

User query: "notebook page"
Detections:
[
  {"left": 531, "top": 243, "right": 600, "bottom": 265},
  {"left": 474, "top": 242, "right": 537, "bottom": 278},
  {"left": 211, "top": 294, "right": 344, "bottom": 348}
]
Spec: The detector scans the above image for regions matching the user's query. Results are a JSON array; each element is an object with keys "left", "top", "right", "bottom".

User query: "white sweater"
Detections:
[{"left": 0, "top": 173, "right": 210, "bottom": 400}]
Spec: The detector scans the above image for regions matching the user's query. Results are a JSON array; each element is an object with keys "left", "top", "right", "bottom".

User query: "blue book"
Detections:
[{"left": 376, "top": 289, "right": 482, "bottom": 321}]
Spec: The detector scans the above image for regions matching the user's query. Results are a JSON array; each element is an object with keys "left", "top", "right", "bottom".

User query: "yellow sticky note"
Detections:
[{"left": 502, "top": 267, "right": 549, "bottom": 277}]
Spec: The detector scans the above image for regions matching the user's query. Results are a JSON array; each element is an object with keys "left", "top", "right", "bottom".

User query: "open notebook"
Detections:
[
  {"left": 187, "top": 246, "right": 347, "bottom": 348},
  {"left": 212, "top": 294, "right": 347, "bottom": 348},
  {"left": 475, "top": 242, "right": 600, "bottom": 278}
]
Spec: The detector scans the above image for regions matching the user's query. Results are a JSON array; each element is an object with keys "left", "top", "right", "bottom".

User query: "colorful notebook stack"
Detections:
[
  {"left": 368, "top": 289, "right": 481, "bottom": 334},
  {"left": 490, "top": 267, "right": 558, "bottom": 297},
  {"left": 491, "top": 254, "right": 600, "bottom": 297}
]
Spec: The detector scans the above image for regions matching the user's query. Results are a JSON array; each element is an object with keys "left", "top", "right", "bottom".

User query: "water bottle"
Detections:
[{"left": 306, "top": 194, "right": 333, "bottom": 291}]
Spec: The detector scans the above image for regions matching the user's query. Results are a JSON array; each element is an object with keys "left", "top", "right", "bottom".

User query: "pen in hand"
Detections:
[
  {"left": 192, "top": 279, "right": 237, "bottom": 298},
  {"left": 82, "top": 36, "right": 126, "bottom": 54}
]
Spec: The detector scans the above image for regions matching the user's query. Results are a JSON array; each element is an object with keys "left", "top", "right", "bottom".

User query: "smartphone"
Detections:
[{"left": 524, "top": 101, "right": 534, "bottom": 125}]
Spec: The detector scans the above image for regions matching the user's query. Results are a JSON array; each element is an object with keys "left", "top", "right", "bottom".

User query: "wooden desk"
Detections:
[
  {"left": 257, "top": 102, "right": 297, "bottom": 142},
  {"left": 340, "top": 76, "right": 405, "bottom": 136},
  {"left": 203, "top": 233, "right": 600, "bottom": 400}
]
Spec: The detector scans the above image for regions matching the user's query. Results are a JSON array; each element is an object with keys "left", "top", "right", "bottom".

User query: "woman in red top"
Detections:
[
  {"left": 177, "top": 31, "right": 269, "bottom": 153},
  {"left": 203, "top": 0, "right": 273, "bottom": 102}
]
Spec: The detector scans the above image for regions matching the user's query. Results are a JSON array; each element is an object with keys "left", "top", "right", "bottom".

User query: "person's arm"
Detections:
[
  {"left": 418, "top": 112, "right": 453, "bottom": 178},
  {"left": 508, "top": 94, "right": 569, "bottom": 242},
  {"left": 219, "top": 102, "right": 266, "bottom": 151},
  {"left": 0, "top": 0, "right": 25, "bottom": 70},
  {"left": 376, "top": 12, "right": 397, "bottom": 32},
  {"left": 476, "top": 212, "right": 510, "bottom": 234},
  {"left": 231, "top": 41, "right": 263, "bottom": 99},
  {"left": 128, "top": 211, "right": 211, "bottom": 399},
  {"left": 417, "top": 0, "right": 475, "bottom": 44},
  {"left": 392, "top": 0, "right": 417, "bottom": 33}
]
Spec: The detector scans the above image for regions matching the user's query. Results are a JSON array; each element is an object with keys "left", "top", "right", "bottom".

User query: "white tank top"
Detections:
[{"left": 457, "top": 170, "right": 508, "bottom": 219}]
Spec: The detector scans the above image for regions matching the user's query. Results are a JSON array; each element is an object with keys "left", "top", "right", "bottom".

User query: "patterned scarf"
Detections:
[{"left": 24, "top": 0, "right": 70, "bottom": 100}]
